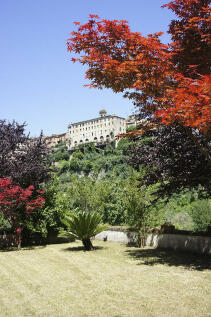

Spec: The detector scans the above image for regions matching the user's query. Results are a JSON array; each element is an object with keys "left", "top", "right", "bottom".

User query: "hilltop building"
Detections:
[
  {"left": 44, "top": 109, "right": 142, "bottom": 149},
  {"left": 45, "top": 133, "right": 68, "bottom": 148},
  {"left": 67, "top": 109, "right": 126, "bottom": 150}
]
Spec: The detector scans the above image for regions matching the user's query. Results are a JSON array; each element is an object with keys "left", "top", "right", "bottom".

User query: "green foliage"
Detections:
[
  {"left": 82, "top": 160, "right": 94, "bottom": 175},
  {"left": 0, "top": 213, "right": 12, "bottom": 234},
  {"left": 57, "top": 160, "right": 69, "bottom": 174},
  {"left": 162, "top": 190, "right": 202, "bottom": 230},
  {"left": 54, "top": 141, "right": 66, "bottom": 148},
  {"left": 53, "top": 151, "right": 69, "bottom": 162},
  {"left": 126, "top": 125, "right": 136, "bottom": 133},
  {"left": 69, "top": 158, "right": 82, "bottom": 172},
  {"left": 189, "top": 199, "right": 211, "bottom": 231},
  {"left": 49, "top": 142, "right": 70, "bottom": 163},
  {"left": 72, "top": 151, "right": 84, "bottom": 160},
  {"left": 41, "top": 178, "right": 73, "bottom": 234},
  {"left": 93, "top": 178, "right": 127, "bottom": 225},
  {"left": 60, "top": 211, "right": 108, "bottom": 250},
  {"left": 61, "top": 211, "right": 108, "bottom": 239},
  {"left": 124, "top": 171, "right": 163, "bottom": 234},
  {"left": 50, "top": 141, "right": 132, "bottom": 179},
  {"left": 45, "top": 140, "right": 210, "bottom": 235}
]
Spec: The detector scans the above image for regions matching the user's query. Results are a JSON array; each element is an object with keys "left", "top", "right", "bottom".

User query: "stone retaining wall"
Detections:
[
  {"left": 146, "top": 233, "right": 211, "bottom": 255},
  {"left": 95, "top": 230, "right": 211, "bottom": 255},
  {"left": 95, "top": 230, "right": 139, "bottom": 245}
]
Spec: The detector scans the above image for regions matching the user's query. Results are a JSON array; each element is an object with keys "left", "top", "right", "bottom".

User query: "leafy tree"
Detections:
[
  {"left": 124, "top": 172, "right": 163, "bottom": 244},
  {"left": 82, "top": 160, "right": 94, "bottom": 175},
  {"left": 128, "top": 123, "right": 211, "bottom": 197},
  {"left": 0, "top": 120, "right": 50, "bottom": 188},
  {"left": 67, "top": 1, "right": 211, "bottom": 195},
  {"left": 60, "top": 211, "right": 108, "bottom": 250},
  {"left": 126, "top": 126, "right": 136, "bottom": 133},
  {"left": 57, "top": 160, "right": 70, "bottom": 174},
  {"left": 42, "top": 178, "right": 69, "bottom": 234},
  {"left": 163, "top": 0, "right": 210, "bottom": 77},
  {"left": 53, "top": 151, "right": 69, "bottom": 162},
  {"left": 0, "top": 177, "right": 45, "bottom": 249},
  {"left": 189, "top": 199, "right": 211, "bottom": 231},
  {"left": 94, "top": 177, "right": 127, "bottom": 225},
  {"left": 67, "top": 3, "right": 210, "bottom": 135},
  {"left": 72, "top": 151, "right": 84, "bottom": 160},
  {"left": 69, "top": 158, "right": 82, "bottom": 172}
]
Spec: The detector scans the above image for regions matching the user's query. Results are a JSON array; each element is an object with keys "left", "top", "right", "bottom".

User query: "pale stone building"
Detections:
[
  {"left": 45, "top": 133, "right": 68, "bottom": 148},
  {"left": 67, "top": 109, "right": 126, "bottom": 150},
  {"left": 125, "top": 114, "right": 148, "bottom": 129}
]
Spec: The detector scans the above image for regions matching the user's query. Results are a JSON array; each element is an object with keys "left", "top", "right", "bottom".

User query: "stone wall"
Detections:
[
  {"left": 95, "top": 230, "right": 211, "bottom": 255},
  {"left": 146, "top": 233, "right": 211, "bottom": 255},
  {"left": 95, "top": 230, "right": 139, "bottom": 245}
]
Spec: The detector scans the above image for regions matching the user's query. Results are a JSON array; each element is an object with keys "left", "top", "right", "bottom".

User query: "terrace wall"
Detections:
[{"left": 95, "top": 229, "right": 211, "bottom": 255}]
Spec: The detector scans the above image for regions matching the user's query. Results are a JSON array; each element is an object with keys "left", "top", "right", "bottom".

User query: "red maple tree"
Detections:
[
  {"left": 0, "top": 178, "right": 45, "bottom": 249},
  {"left": 67, "top": 1, "right": 211, "bottom": 135}
]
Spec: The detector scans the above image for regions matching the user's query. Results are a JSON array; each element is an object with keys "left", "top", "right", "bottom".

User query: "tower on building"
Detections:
[{"left": 99, "top": 109, "right": 107, "bottom": 117}]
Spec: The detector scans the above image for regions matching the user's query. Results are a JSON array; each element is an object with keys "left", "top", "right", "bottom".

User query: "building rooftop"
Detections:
[{"left": 68, "top": 113, "right": 125, "bottom": 128}]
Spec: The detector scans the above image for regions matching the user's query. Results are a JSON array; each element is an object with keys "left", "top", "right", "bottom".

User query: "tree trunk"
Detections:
[
  {"left": 82, "top": 238, "right": 93, "bottom": 251},
  {"left": 17, "top": 235, "right": 22, "bottom": 250}
]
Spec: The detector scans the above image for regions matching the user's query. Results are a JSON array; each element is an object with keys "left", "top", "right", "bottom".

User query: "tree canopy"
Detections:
[
  {"left": 0, "top": 120, "right": 51, "bottom": 188},
  {"left": 67, "top": 0, "right": 211, "bottom": 135},
  {"left": 67, "top": 0, "right": 211, "bottom": 195}
]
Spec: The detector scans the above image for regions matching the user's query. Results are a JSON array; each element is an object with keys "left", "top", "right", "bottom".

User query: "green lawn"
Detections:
[{"left": 0, "top": 241, "right": 210, "bottom": 317}]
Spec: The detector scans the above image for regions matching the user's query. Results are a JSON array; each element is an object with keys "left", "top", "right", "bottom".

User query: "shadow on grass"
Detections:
[
  {"left": 61, "top": 245, "right": 105, "bottom": 252},
  {"left": 0, "top": 245, "right": 46, "bottom": 252},
  {"left": 22, "top": 245, "right": 46, "bottom": 251},
  {"left": 125, "top": 247, "right": 211, "bottom": 271}
]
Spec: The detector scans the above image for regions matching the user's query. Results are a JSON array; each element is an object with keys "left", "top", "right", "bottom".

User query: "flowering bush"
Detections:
[{"left": 0, "top": 178, "right": 45, "bottom": 248}]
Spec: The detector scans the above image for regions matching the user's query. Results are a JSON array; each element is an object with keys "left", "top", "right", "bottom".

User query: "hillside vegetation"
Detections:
[{"left": 46, "top": 138, "right": 211, "bottom": 234}]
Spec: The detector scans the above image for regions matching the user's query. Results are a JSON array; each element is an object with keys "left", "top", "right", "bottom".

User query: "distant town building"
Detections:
[
  {"left": 125, "top": 114, "right": 144, "bottom": 128},
  {"left": 45, "top": 133, "right": 67, "bottom": 148},
  {"left": 44, "top": 109, "right": 142, "bottom": 149},
  {"left": 67, "top": 109, "right": 126, "bottom": 150}
]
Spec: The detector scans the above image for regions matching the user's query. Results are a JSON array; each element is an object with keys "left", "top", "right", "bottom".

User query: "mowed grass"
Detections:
[{"left": 0, "top": 241, "right": 211, "bottom": 317}]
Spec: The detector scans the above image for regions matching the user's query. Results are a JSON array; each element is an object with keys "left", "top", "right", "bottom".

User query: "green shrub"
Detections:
[
  {"left": 60, "top": 211, "right": 108, "bottom": 250},
  {"left": 82, "top": 160, "right": 94, "bottom": 174},
  {"left": 0, "top": 214, "right": 12, "bottom": 234},
  {"left": 189, "top": 199, "right": 211, "bottom": 231},
  {"left": 72, "top": 151, "right": 84, "bottom": 160},
  {"left": 53, "top": 151, "right": 69, "bottom": 162},
  {"left": 69, "top": 158, "right": 82, "bottom": 172}
]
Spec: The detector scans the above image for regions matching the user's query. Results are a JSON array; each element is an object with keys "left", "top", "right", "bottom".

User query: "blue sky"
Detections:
[{"left": 0, "top": 0, "right": 175, "bottom": 136}]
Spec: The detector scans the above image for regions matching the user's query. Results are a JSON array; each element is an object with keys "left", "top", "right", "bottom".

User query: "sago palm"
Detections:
[{"left": 60, "top": 211, "right": 108, "bottom": 250}]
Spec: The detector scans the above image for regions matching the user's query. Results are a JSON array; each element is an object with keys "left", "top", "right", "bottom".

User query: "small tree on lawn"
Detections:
[
  {"left": 0, "top": 178, "right": 45, "bottom": 249},
  {"left": 60, "top": 210, "right": 108, "bottom": 251}
]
